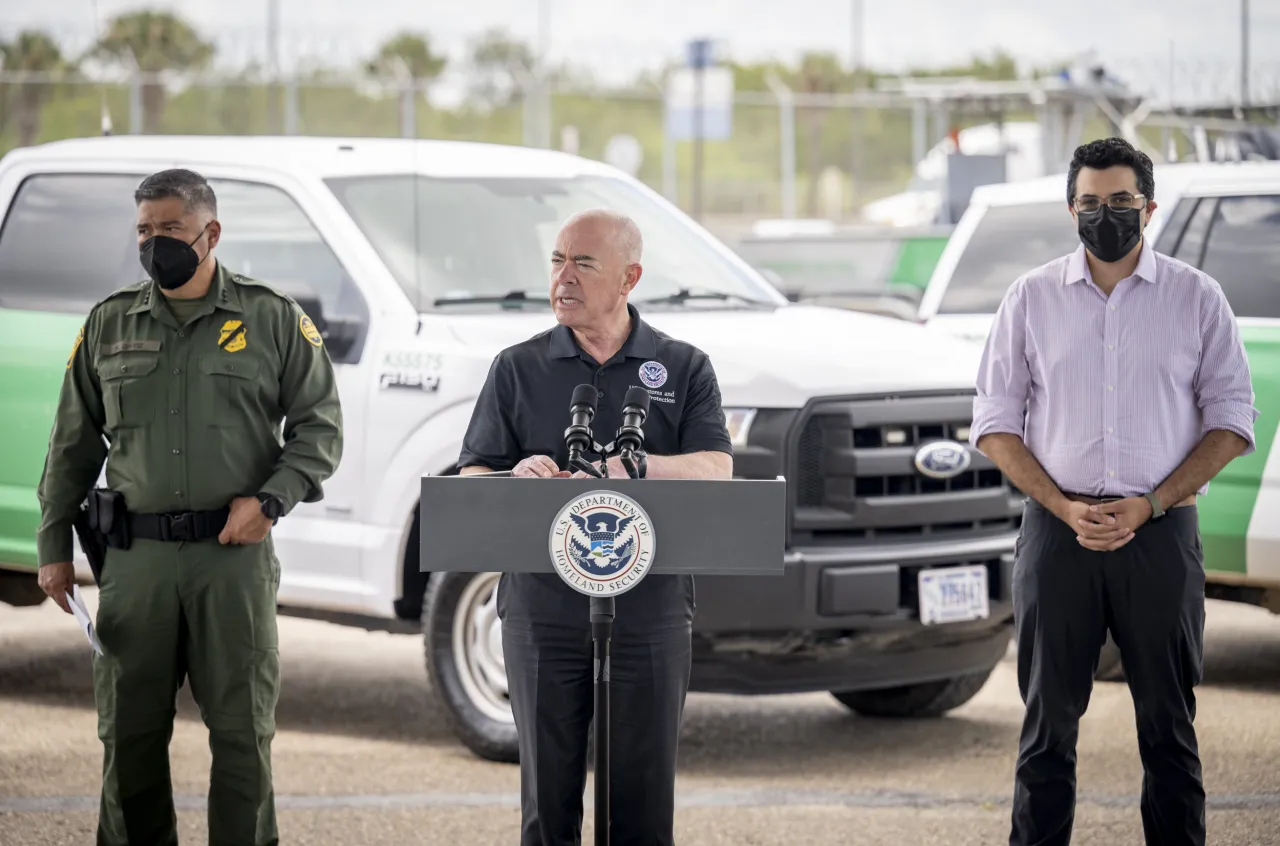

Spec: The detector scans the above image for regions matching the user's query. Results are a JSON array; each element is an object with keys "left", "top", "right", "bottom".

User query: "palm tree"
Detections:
[
  {"left": 0, "top": 31, "right": 67, "bottom": 147},
  {"left": 90, "top": 10, "right": 214, "bottom": 133},
  {"left": 790, "top": 52, "right": 848, "bottom": 217},
  {"left": 366, "top": 32, "right": 447, "bottom": 86}
]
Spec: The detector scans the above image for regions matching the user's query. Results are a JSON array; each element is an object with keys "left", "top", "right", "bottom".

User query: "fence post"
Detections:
[
  {"left": 765, "top": 72, "right": 796, "bottom": 219},
  {"left": 129, "top": 74, "right": 143, "bottom": 135},
  {"left": 284, "top": 80, "right": 299, "bottom": 135}
]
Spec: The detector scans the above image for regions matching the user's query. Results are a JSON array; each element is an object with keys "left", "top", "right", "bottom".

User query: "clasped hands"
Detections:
[
  {"left": 1060, "top": 496, "right": 1154, "bottom": 551},
  {"left": 511, "top": 454, "right": 620, "bottom": 479}
]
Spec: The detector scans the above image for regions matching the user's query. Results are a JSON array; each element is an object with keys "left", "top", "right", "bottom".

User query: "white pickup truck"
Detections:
[{"left": 0, "top": 135, "right": 1022, "bottom": 762}]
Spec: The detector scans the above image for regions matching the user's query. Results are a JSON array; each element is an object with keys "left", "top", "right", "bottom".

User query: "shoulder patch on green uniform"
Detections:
[
  {"left": 299, "top": 314, "right": 324, "bottom": 347},
  {"left": 67, "top": 325, "right": 84, "bottom": 369}
]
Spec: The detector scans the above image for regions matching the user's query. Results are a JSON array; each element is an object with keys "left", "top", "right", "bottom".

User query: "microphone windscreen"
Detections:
[
  {"left": 571, "top": 383, "right": 599, "bottom": 410},
  {"left": 623, "top": 386, "right": 650, "bottom": 414}
]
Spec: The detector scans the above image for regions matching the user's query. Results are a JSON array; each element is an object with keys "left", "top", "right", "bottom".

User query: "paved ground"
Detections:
[{"left": 1, "top": 592, "right": 1279, "bottom": 845}]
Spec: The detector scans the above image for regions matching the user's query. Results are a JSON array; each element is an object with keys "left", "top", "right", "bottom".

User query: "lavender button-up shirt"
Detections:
[{"left": 970, "top": 242, "right": 1258, "bottom": 497}]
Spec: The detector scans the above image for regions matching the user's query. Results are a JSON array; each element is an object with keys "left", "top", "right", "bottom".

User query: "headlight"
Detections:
[{"left": 724, "top": 408, "right": 757, "bottom": 448}]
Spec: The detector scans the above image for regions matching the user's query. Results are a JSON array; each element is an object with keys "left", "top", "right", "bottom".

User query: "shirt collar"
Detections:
[
  {"left": 550, "top": 302, "right": 658, "bottom": 361},
  {"left": 125, "top": 259, "right": 242, "bottom": 320},
  {"left": 1064, "top": 240, "right": 1160, "bottom": 286}
]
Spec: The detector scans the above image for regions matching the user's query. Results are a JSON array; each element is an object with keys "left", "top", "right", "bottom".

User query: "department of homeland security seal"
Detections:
[
  {"left": 549, "top": 491, "right": 656, "bottom": 597},
  {"left": 639, "top": 360, "right": 667, "bottom": 388}
]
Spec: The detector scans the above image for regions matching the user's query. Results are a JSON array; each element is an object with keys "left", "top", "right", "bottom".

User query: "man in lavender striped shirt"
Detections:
[{"left": 970, "top": 138, "right": 1257, "bottom": 846}]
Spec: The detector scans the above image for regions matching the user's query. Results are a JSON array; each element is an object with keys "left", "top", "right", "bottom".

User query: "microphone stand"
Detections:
[{"left": 588, "top": 437, "right": 644, "bottom": 846}]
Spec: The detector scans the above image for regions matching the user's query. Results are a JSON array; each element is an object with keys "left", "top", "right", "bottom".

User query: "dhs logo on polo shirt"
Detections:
[
  {"left": 638, "top": 360, "right": 667, "bottom": 389},
  {"left": 548, "top": 491, "right": 655, "bottom": 597}
]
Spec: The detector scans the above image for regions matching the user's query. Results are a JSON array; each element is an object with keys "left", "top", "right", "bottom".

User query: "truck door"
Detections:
[{"left": 1156, "top": 190, "right": 1280, "bottom": 582}]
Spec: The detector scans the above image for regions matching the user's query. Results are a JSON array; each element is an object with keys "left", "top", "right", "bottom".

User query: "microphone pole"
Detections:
[{"left": 564, "top": 384, "right": 603, "bottom": 478}]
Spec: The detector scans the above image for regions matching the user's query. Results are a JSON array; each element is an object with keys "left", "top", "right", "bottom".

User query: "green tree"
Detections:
[
  {"left": 789, "top": 52, "right": 850, "bottom": 215},
  {"left": 0, "top": 30, "right": 69, "bottom": 146},
  {"left": 468, "top": 28, "right": 535, "bottom": 108},
  {"left": 366, "top": 32, "right": 447, "bottom": 84},
  {"left": 89, "top": 10, "right": 214, "bottom": 133}
]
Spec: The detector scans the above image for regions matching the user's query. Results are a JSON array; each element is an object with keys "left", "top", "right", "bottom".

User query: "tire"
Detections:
[
  {"left": 1095, "top": 632, "right": 1126, "bottom": 682},
  {"left": 423, "top": 571, "right": 519, "bottom": 763},
  {"left": 831, "top": 667, "right": 994, "bottom": 718}
]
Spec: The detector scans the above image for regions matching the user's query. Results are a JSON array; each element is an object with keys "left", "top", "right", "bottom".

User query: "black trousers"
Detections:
[
  {"left": 1010, "top": 499, "right": 1207, "bottom": 846},
  {"left": 499, "top": 573, "right": 694, "bottom": 846}
]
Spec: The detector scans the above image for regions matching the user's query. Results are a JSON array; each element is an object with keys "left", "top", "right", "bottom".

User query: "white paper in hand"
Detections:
[{"left": 66, "top": 586, "right": 104, "bottom": 656}]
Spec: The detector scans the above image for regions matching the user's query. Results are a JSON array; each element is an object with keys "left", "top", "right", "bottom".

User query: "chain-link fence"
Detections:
[{"left": 1, "top": 58, "right": 1278, "bottom": 222}]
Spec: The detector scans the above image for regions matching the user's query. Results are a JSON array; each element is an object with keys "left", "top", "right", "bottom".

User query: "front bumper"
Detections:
[{"left": 686, "top": 532, "right": 1017, "bottom": 695}]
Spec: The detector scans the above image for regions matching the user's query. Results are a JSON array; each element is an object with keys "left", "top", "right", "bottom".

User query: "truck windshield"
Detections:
[
  {"left": 324, "top": 174, "right": 782, "bottom": 311},
  {"left": 936, "top": 201, "right": 1080, "bottom": 314}
]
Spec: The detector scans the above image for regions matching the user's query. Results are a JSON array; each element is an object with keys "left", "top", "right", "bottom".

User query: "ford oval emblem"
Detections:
[{"left": 913, "top": 440, "right": 972, "bottom": 479}]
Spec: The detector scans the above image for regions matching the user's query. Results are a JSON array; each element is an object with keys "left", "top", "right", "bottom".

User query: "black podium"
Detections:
[{"left": 419, "top": 472, "right": 786, "bottom": 844}]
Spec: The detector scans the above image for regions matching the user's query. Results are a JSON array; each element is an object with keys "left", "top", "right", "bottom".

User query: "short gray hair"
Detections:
[
  {"left": 134, "top": 168, "right": 217, "bottom": 218},
  {"left": 563, "top": 208, "right": 643, "bottom": 265}
]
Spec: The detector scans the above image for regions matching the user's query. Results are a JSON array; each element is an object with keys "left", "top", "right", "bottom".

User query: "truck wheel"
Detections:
[
  {"left": 423, "top": 571, "right": 519, "bottom": 763},
  {"left": 1095, "top": 632, "right": 1125, "bottom": 682},
  {"left": 831, "top": 667, "right": 994, "bottom": 718}
]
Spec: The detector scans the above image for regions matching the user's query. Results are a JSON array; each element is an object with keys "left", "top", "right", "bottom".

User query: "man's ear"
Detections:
[
  {"left": 622, "top": 262, "right": 643, "bottom": 294},
  {"left": 205, "top": 219, "right": 222, "bottom": 251}
]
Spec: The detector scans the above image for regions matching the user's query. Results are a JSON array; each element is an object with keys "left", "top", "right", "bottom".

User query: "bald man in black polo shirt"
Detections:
[{"left": 458, "top": 208, "right": 733, "bottom": 846}]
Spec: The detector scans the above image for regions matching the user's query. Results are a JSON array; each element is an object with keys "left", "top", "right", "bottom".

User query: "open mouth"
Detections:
[{"left": 556, "top": 297, "right": 581, "bottom": 307}]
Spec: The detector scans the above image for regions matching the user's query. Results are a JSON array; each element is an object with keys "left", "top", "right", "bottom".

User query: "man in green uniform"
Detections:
[{"left": 34, "top": 168, "right": 343, "bottom": 846}]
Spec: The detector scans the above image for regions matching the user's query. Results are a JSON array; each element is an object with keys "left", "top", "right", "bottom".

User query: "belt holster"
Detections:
[{"left": 86, "top": 488, "right": 132, "bottom": 550}]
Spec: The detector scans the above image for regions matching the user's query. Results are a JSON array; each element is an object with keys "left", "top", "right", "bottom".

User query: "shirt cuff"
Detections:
[
  {"left": 1203, "top": 401, "right": 1259, "bottom": 456},
  {"left": 259, "top": 467, "right": 314, "bottom": 515},
  {"left": 37, "top": 525, "right": 74, "bottom": 566},
  {"left": 969, "top": 396, "right": 1027, "bottom": 446}
]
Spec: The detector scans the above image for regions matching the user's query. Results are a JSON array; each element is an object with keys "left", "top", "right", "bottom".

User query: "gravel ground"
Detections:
[{"left": 2, "top": 591, "right": 1278, "bottom": 845}]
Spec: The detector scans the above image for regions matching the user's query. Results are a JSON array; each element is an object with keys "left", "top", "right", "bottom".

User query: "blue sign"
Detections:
[{"left": 687, "top": 38, "right": 714, "bottom": 69}]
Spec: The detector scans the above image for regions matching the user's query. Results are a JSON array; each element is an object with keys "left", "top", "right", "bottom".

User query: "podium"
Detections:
[{"left": 419, "top": 473, "right": 786, "bottom": 845}]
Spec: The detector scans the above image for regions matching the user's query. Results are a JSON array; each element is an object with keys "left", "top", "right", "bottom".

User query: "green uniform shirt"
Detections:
[{"left": 36, "top": 261, "right": 344, "bottom": 564}]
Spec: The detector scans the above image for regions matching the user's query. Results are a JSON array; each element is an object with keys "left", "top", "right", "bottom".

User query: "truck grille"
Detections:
[{"left": 792, "top": 393, "right": 1021, "bottom": 542}]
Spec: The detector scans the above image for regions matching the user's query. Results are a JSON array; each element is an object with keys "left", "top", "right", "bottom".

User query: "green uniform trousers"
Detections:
[{"left": 92, "top": 535, "right": 281, "bottom": 846}]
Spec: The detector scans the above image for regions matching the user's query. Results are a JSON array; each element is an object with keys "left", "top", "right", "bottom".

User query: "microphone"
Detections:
[
  {"left": 614, "top": 387, "right": 650, "bottom": 479},
  {"left": 564, "top": 384, "right": 603, "bottom": 478}
]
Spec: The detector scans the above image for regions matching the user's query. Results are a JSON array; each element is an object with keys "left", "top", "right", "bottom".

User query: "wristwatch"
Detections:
[
  {"left": 1143, "top": 491, "right": 1166, "bottom": 521},
  {"left": 256, "top": 493, "right": 285, "bottom": 524}
]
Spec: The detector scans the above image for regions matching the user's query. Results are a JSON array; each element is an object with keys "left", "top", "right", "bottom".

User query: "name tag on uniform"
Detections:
[{"left": 99, "top": 340, "right": 163, "bottom": 356}]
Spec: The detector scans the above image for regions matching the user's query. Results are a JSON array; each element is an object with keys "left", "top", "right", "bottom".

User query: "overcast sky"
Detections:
[{"left": 4, "top": 0, "right": 1277, "bottom": 100}]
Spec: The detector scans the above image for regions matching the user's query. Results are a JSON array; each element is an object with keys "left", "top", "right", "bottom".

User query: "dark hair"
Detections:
[
  {"left": 134, "top": 168, "right": 217, "bottom": 217},
  {"left": 1066, "top": 137, "right": 1154, "bottom": 205}
]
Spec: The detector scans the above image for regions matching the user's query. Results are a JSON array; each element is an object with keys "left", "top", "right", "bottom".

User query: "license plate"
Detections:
[{"left": 918, "top": 565, "right": 990, "bottom": 625}]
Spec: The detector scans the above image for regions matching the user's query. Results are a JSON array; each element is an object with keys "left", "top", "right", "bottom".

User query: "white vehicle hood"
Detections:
[
  {"left": 439, "top": 305, "right": 985, "bottom": 408},
  {"left": 923, "top": 314, "right": 997, "bottom": 345}
]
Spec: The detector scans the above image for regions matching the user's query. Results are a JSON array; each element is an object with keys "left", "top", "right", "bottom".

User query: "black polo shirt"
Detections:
[{"left": 458, "top": 303, "right": 733, "bottom": 627}]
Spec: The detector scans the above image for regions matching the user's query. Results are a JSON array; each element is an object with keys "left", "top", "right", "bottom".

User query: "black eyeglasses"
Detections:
[{"left": 1074, "top": 193, "right": 1146, "bottom": 213}]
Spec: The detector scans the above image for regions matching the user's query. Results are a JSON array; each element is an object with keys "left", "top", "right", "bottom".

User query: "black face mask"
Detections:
[
  {"left": 1076, "top": 204, "right": 1143, "bottom": 264},
  {"left": 139, "top": 225, "right": 210, "bottom": 290}
]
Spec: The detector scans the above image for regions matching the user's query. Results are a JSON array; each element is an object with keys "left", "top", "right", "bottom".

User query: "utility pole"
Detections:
[
  {"left": 268, "top": 0, "right": 280, "bottom": 133},
  {"left": 1240, "top": 0, "right": 1249, "bottom": 107},
  {"left": 537, "top": 0, "right": 552, "bottom": 148},
  {"left": 688, "top": 38, "right": 712, "bottom": 222},
  {"left": 850, "top": 0, "right": 863, "bottom": 72}
]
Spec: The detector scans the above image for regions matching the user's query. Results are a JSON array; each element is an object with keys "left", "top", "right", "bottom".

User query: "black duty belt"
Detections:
[{"left": 129, "top": 508, "right": 231, "bottom": 542}]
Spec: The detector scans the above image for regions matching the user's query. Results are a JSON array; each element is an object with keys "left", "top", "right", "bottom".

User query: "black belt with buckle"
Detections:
[{"left": 129, "top": 508, "right": 231, "bottom": 542}]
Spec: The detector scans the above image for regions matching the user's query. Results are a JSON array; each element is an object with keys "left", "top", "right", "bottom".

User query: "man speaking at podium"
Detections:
[{"left": 457, "top": 208, "right": 733, "bottom": 846}]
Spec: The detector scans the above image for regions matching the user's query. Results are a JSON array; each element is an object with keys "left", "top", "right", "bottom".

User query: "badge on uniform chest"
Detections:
[{"left": 218, "top": 320, "right": 247, "bottom": 353}]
